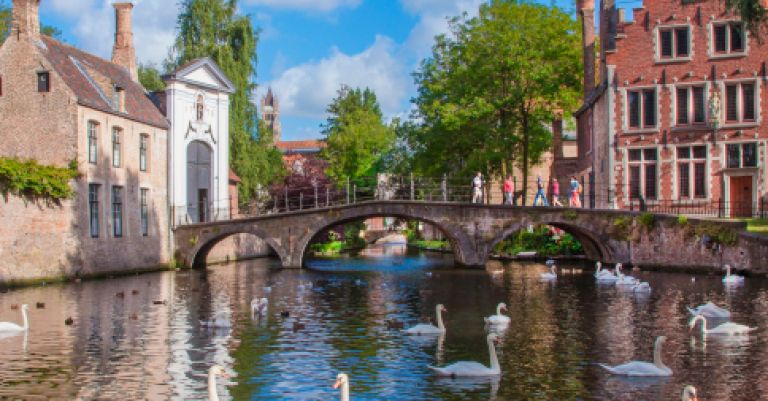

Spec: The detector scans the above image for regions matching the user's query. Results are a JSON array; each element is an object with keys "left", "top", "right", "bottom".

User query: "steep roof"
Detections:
[{"left": 39, "top": 36, "right": 169, "bottom": 129}]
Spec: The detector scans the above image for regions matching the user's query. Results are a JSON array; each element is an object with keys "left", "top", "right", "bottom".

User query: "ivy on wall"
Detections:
[{"left": 0, "top": 158, "right": 79, "bottom": 202}]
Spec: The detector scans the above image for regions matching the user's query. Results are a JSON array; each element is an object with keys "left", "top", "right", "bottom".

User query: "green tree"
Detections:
[
  {"left": 320, "top": 86, "right": 395, "bottom": 184},
  {"left": 138, "top": 64, "right": 166, "bottom": 92},
  {"left": 170, "top": 0, "right": 283, "bottom": 201},
  {"left": 411, "top": 0, "right": 582, "bottom": 203},
  {"left": 727, "top": 0, "right": 767, "bottom": 38}
]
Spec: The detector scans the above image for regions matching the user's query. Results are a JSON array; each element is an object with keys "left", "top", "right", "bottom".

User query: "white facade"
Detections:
[{"left": 164, "top": 58, "right": 236, "bottom": 225}]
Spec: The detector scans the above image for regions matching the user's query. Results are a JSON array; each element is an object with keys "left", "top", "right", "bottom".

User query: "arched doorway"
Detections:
[{"left": 187, "top": 141, "right": 213, "bottom": 223}]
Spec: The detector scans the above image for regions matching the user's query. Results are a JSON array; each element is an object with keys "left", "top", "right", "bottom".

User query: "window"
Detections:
[
  {"left": 196, "top": 95, "right": 204, "bottom": 121},
  {"left": 627, "top": 89, "right": 657, "bottom": 129},
  {"left": 113, "top": 86, "right": 125, "bottom": 112},
  {"left": 628, "top": 148, "right": 658, "bottom": 200},
  {"left": 677, "top": 145, "right": 707, "bottom": 199},
  {"left": 724, "top": 82, "right": 757, "bottom": 123},
  {"left": 713, "top": 22, "right": 745, "bottom": 55},
  {"left": 87, "top": 121, "right": 98, "bottom": 164},
  {"left": 727, "top": 143, "right": 758, "bottom": 168},
  {"left": 676, "top": 86, "right": 706, "bottom": 125},
  {"left": 37, "top": 72, "right": 50, "bottom": 92},
  {"left": 659, "top": 26, "right": 690, "bottom": 59},
  {"left": 140, "top": 134, "right": 149, "bottom": 172},
  {"left": 112, "top": 186, "right": 123, "bottom": 238},
  {"left": 112, "top": 127, "right": 122, "bottom": 168},
  {"left": 89, "top": 184, "right": 100, "bottom": 238},
  {"left": 140, "top": 188, "right": 149, "bottom": 237}
]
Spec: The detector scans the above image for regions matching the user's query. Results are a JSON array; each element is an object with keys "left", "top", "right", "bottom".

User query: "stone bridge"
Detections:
[{"left": 172, "top": 201, "right": 767, "bottom": 274}]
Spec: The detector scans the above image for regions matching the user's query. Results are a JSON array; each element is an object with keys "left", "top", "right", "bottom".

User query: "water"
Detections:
[{"left": 0, "top": 246, "right": 766, "bottom": 400}]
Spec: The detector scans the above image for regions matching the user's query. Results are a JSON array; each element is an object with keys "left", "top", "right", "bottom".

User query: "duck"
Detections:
[
  {"left": 598, "top": 336, "right": 672, "bottom": 376},
  {"left": 0, "top": 304, "right": 29, "bottom": 332},
  {"left": 686, "top": 302, "right": 730, "bottom": 318},
  {"left": 64, "top": 317, "right": 74, "bottom": 326},
  {"left": 689, "top": 315, "right": 756, "bottom": 335},
  {"left": 35, "top": 302, "right": 45, "bottom": 309},
  {"left": 404, "top": 304, "right": 446, "bottom": 335},
  {"left": 207, "top": 365, "right": 230, "bottom": 401},
  {"left": 722, "top": 265, "right": 745, "bottom": 284},
  {"left": 333, "top": 373, "right": 350, "bottom": 401},
  {"left": 632, "top": 281, "right": 652, "bottom": 293},
  {"left": 428, "top": 333, "right": 501, "bottom": 377},
  {"left": 681, "top": 385, "right": 699, "bottom": 401},
  {"left": 484, "top": 303, "right": 511, "bottom": 326},
  {"left": 540, "top": 265, "right": 557, "bottom": 281}
]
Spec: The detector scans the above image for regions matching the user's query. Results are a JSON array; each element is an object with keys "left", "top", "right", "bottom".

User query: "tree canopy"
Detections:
[
  {"left": 320, "top": 86, "right": 396, "bottom": 184},
  {"left": 410, "top": 0, "right": 582, "bottom": 203},
  {"left": 727, "top": 0, "right": 767, "bottom": 38},
  {"left": 138, "top": 64, "right": 165, "bottom": 92},
  {"left": 170, "top": 0, "right": 283, "bottom": 201}
]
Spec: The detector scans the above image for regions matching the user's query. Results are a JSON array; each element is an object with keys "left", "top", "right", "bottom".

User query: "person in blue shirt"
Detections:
[{"left": 533, "top": 175, "right": 549, "bottom": 206}]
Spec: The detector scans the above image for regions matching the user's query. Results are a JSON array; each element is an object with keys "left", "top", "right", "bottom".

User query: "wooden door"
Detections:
[{"left": 729, "top": 176, "right": 753, "bottom": 218}]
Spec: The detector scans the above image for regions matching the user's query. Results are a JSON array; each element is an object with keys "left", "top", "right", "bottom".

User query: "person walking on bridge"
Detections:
[
  {"left": 569, "top": 176, "right": 582, "bottom": 208},
  {"left": 472, "top": 172, "right": 484, "bottom": 204},
  {"left": 533, "top": 175, "right": 549, "bottom": 206},
  {"left": 503, "top": 175, "right": 515, "bottom": 205},
  {"left": 552, "top": 178, "right": 562, "bottom": 206}
]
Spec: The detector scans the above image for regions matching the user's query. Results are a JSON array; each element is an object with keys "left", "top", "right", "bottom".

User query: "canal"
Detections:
[{"left": 0, "top": 246, "right": 766, "bottom": 400}]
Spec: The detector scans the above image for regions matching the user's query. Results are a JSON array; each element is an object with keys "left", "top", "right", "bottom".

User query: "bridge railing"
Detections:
[{"left": 173, "top": 175, "right": 768, "bottom": 225}]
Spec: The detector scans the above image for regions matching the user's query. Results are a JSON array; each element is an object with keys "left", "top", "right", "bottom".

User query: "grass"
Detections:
[{"left": 742, "top": 218, "right": 768, "bottom": 236}]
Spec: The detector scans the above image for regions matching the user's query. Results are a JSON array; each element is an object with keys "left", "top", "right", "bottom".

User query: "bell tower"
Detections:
[{"left": 260, "top": 87, "right": 281, "bottom": 143}]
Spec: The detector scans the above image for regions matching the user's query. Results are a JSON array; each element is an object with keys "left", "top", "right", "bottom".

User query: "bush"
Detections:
[
  {"left": 677, "top": 215, "right": 689, "bottom": 226},
  {"left": 493, "top": 225, "right": 584, "bottom": 257},
  {"left": 637, "top": 213, "right": 655, "bottom": 230},
  {"left": 0, "top": 157, "right": 79, "bottom": 202}
]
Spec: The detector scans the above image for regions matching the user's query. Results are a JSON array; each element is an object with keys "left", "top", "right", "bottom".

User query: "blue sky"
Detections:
[{"left": 35, "top": 0, "right": 641, "bottom": 141}]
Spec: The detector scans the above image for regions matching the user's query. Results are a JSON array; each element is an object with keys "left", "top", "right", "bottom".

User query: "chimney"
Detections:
[
  {"left": 11, "top": 0, "right": 40, "bottom": 39},
  {"left": 111, "top": 2, "right": 138, "bottom": 82},
  {"left": 578, "top": 0, "right": 596, "bottom": 100}
]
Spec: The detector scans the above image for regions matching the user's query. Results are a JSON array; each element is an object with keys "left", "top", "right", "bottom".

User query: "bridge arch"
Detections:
[
  {"left": 486, "top": 220, "right": 610, "bottom": 262},
  {"left": 188, "top": 228, "right": 285, "bottom": 269},
  {"left": 292, "top": 211, "right": 484, "bottom": 268}
]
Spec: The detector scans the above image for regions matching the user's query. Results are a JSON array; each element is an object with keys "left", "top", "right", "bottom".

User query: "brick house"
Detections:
[
  {"left": 575, "top": 0, "right": 768, "bottom": 217},
  {"left": 0, "top": 1, "right": 170, "bottom": 282}
]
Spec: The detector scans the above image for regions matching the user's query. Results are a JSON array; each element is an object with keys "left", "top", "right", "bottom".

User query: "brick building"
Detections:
[
  {"left": 575, "top": 0, "right": 768, "bottom": 217},
  {"left": 0, "top": 1, "right": 170, "bottom": 282}
]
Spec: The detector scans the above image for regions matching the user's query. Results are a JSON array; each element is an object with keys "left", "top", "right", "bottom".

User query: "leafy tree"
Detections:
[
  {"left": 320, "top": 86, "right": 395, "bottom": 184},
  {"left": 726, "top": 0, "right": 767, "bottom": 39},
  {"left": 138, "top": 64, "right": 166, "bottom": 92},
  {"left": 170, "top": 0, "right": 284, "bottom": 201},
  {"left": 411, "top": 1, "right": 582, "bottom": 203}
]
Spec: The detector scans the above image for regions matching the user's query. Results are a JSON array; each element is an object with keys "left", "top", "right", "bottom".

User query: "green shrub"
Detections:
[
  {"left": 637, "top": 213, "right": 655, "bottom": 230},
  {"left": 677, "top": 215, "right": 689, "bottom": 226},
  {"left": 0, "top": 157, "right": 79, "bottom": 202},
  {"left": 493, "top": 225, "right": 584, "bottom": 256}
]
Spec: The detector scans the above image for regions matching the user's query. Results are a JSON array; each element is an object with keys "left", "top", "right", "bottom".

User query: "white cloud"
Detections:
[
  {"left": 258, "top": 35, "right": 409, "bottom": 120},
  {"left": 400, "top": 0, "right": 484, "bottom": 58},
  {"left": 45, "top": 0, "right": 179, "bottom": 66},
  {"left": 243, "top": 0, "right": 361, "bottom": 12}
]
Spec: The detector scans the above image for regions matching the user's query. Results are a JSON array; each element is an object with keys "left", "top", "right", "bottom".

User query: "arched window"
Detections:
[{"left": 196, "top": 95, "right": 205, "bottom": 121}]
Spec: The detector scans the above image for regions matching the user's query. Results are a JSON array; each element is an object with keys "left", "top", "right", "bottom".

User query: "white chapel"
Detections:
[{"left": 163, "top": 58, "right": 236, "bottom": 224}]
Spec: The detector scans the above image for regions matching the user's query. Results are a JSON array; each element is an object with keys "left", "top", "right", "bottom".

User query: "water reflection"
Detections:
[{"left": 0, "top": 247, "right": 766, "bottom": 400}]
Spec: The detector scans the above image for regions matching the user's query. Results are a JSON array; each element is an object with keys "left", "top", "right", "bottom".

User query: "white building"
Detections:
[{"left": 163, "top": 58, "right": 236, "bottom": 224}]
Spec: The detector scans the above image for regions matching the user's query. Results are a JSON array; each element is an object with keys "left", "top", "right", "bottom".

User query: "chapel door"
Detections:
[{"left": 187, "top": 141, "right": 212, "bottom": 223}]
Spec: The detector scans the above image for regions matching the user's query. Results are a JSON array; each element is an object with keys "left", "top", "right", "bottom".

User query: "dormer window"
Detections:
[
  {"left": 114, "top": 86, "right": 125, "bottom": 112},
  {"left": 196, "top": 95, "right": 204, "bottom": 121},
  {"left": 37, "top": 71, "right": 50, "bottom": 92}
]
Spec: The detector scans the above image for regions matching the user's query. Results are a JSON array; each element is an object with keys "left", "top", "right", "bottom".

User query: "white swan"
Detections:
[
  {"left": 484, "top": 303, "right": 510, "bottom": 326},
  {"left": 615, "top": 263, "right": 637, "bottom": 285},
  {"left": 722, "top": 265, "right": 745, "bottom": 284},
  {"left": 428, "top": 333, "right": 501, "bottom": 377},
  {"left": 689, "top": 315, "right": 756, "bottom": 335},
  {"left": 540, "top": 265, "right": 557, "bottom": 281},
  {"left": 404, "top": 304, "right": 446, "bottom": 335},
  {"left": 594, "top": 261, "right": 613, "bottom": 278},
  {"left": 681, "top": 385, "right": 698, "bottom": 401},
  {"left": 251, "top": 298, "right": 268, "bottom": 317},
  {"left": 686, "top": 302, "right": 730, "bottom": 318},
  {"left": 208, "top": 365, "right": 230, "bottom": 401},
  {"left": 0, "top": 304, "right": 29, "bottom": 332},
  {"left": 596, "top": 265, "right": 619, "bottom": 283},
  {"left": 598, "top": 336, "right": 672, "bottom": 376},
  {"left": 333, "top": 373, "right": 350, "bottom": 401},
  {"left": 632, "top": 281, "right": 651, "bottom": 293}
]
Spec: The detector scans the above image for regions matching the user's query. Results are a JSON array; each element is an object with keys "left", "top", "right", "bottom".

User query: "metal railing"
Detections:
[{"left": 173, "top": 175, "right": 768, "bottom": 226}]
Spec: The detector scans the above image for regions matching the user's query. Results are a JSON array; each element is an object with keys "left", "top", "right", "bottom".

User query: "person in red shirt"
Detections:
[
  {"left": 503, "top": 175, "right": 515, "bottom": 205},
  {"left": 552, "top": 178, "right": 562, "bottom": 206}
]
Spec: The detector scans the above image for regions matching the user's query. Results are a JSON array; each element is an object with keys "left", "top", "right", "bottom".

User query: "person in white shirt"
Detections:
[{"left": 472, "top": 172, "right": 484, "bottom": 203}]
